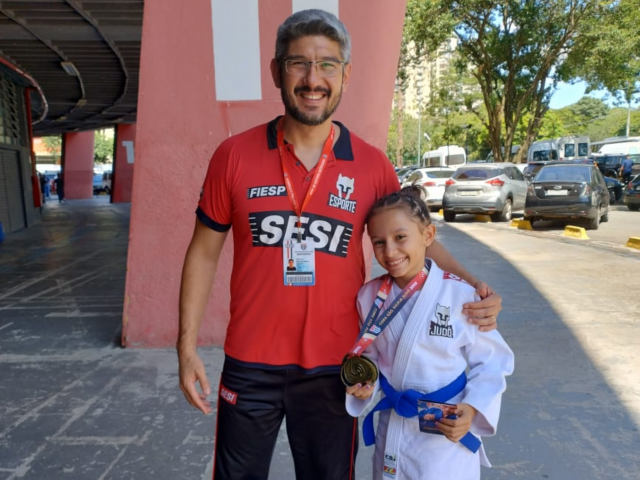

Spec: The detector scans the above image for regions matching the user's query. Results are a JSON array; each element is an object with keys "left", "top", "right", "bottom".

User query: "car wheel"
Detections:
[
  {"left": 601, "top": 206, "right": 609, "bottom": 223},
  {"left": 609, "top": 191, "right": 616, "bottom": 205},
  {"left": 628, "top": 204, "right": 640, "bottom": 211},
  {"left": 495, "top": 199, "right": 512, "bottom": 222},
  {"left": 588, "top": 211, "right": 600, "bottom": 230},
  {"left": 443, "top": 211, "right": 456, "bottom": 222}
]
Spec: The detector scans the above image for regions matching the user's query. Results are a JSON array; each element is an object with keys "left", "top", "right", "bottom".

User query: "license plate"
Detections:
[
  {"left": 546, "top": 190, "right": 568, "bottom": 196},
  {"left": 460, "top": 191, "right": 478, "bottom": 196}
]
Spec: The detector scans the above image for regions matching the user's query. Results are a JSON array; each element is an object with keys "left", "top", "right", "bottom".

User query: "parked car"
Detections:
[
  {"left": 442, "top": 163, "right": 528, "bottom": 222},
  {"left": 623, "top": 174, "right": 640, "bottom": 211},
  {"left": 593, "top": 154, "right": 625, "bottom": 178},
  {"left": 396, "top": 165, "right": 420, "bottom": 184},
  {"left": 401, "top": 167, "right": 455, "bottom": 210},
  {"left": 522, "top": 161, "right": 549, "bottom": 182},
  {"left": 604, "top": 176, "right": 623, "bottom": 204},
  {"left": 93, "top": 171, "right": 112, "bottom": 195},
  {"left": 524, "top": 163, "right": 610, "bottom": 230}
]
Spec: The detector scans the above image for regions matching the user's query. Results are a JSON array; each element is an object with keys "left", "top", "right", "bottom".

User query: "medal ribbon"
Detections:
[
  {"left": 277, "top": 118, "right": 335, "bottom": 240},
  {"left": 349, "top": 263, "right": 429, "bottom": 357}
]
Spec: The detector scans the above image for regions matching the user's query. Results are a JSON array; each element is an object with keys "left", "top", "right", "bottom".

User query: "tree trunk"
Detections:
[{"left": 396, "top": 87, "right": 405, "bottom": 167}]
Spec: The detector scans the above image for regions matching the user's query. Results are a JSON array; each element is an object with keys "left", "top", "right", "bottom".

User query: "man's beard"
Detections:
[{"left": 281, "top": 85, "right": 343, "bottom": 126}]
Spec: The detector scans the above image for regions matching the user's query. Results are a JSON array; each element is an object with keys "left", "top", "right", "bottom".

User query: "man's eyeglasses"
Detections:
[{"left": 283, "top": 59, "right": 345, "bottom": 78}]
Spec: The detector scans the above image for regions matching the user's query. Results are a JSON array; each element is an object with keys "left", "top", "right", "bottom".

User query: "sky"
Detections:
[{"left": 549, "top": 81, "right": 613, "bottom": 110}]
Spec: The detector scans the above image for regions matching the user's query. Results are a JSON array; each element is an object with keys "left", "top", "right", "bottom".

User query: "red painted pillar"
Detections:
[
  {"left": 112, "top": 124, "right": 136, "bottom": 203},
  {"left": 122, "top": 0, "right": 407, "bottom": 347},
  {"left": 63, "top": 131, "right": 95, "bottom": 199}
]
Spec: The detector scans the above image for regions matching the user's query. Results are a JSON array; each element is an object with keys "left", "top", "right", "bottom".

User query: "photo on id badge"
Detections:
[
  {"left": 417, "top": 400, "right": 457, "bottom": 435},
  {"left": 283, "top": 240, "right": 316, "bottom": 286}
]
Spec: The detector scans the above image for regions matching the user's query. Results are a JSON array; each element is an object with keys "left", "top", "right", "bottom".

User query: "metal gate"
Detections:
[{"left": 0, "top": 148, "right": 26, "bottom": 232}]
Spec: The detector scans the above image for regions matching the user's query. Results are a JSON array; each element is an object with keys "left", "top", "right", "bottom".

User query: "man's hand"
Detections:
[
  {"left": 463, "top": 281, "right": 501, "bottom": 332},
  {"left": 345, "top": 382, "right": 374, "bottom": 401},
  {"left": 436, "top": 403, "right": 477, "bottom": 442},
  {"left": 178, "top": 350, "right": 213, "bottom": 415}
]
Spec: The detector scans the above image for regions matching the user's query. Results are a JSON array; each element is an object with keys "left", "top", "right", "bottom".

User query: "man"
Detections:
[
  {"left": 178, "top": 9, "right": 502, "bottom": 479},
  {"left": 54, "top": 174, "right": 64, "bottom": 203},
  {"left": 621, "top": 154, "right": 634, "bottom": 183}
]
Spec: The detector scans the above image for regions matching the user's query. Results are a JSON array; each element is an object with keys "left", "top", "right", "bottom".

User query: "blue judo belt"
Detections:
[{"left": 363, "top": 372, "right": 482, "bottom": 453}]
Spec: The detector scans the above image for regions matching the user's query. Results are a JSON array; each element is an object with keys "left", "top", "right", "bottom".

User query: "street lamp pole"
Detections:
[
  {"left": 418, "top": 111, "right": 421, "bottom": 166},
  {"left": 423, "top": 132, "right": 431, "bottom": 167}
]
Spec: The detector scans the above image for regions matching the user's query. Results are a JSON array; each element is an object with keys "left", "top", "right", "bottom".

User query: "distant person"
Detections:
[
  {"left": 54, "top": 174, "right": 65, "bottom": 203},
  {"left": 44, "top": 177, "right": 51, "bottom": 199},
  {"left": 346, "top": 185, "right": 514, "bottom": 480},
  {"left": 621, "top": 154, "right": 634, "bottom": 183},
  {"left": 39, "top": 173, "right": 47, "bottom": 203}
]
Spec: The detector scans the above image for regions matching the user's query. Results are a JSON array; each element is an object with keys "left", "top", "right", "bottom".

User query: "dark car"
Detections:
[
  {"left": 593, "top": 154, "right": 625, "bottom": 178},
  {"left": 623, "top": 174, "right": 640, "bottom": 211},
  {"left": 522, "top": 161, "right": 549, "bottom": 182},
  {"left": 524, "top": 163, "right": 610, "bottom": 230},
  {"left": 604, "top": 176, "right": 623, "bottom": 204},
  {"left": 523, "top": 158, "right": 595, "bottom": 182}
]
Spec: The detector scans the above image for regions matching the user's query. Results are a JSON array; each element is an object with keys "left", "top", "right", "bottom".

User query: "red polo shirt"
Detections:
[{"left": 198, "top": 117, "right": 399, "bottom": 371}]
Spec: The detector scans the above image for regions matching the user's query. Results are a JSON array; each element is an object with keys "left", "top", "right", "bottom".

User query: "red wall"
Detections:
[
  {"left": 122, "top": 0, "right": 407, "bottom": 347},
  {"left": 63, "top": 131, "right": 95, "bottom": 199},
  {"left": 113, "top": 124, "right": 136, "bottom": 203}
]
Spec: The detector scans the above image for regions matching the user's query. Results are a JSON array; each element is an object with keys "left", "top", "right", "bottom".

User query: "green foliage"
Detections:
[
  {"left": 94, "top": 129, "right": 114, "bottom": 164},
  {"left": 402, "top": 0, "right": 610, "bottom": 163},
  {"left": 564, "top": 0, "right": 640, "bottom": 106},
  {"left": 41, "top": 136, "right": 62, "bottom": 157}
]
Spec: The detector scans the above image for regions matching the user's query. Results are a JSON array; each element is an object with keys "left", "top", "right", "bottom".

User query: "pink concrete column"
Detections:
[
  {"left": 112, "top": 124, "right": 136, "bottom": 203},
  {"left": 122, "top": 0, "right": 407, "bottom": 347},
  {"left": 63, "top": 131, "right": 95, "bottom": 199}
]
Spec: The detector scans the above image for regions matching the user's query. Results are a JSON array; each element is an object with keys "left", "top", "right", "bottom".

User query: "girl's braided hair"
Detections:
[{"left": 366, "top": 183, "right": 432, "bottom": 227}]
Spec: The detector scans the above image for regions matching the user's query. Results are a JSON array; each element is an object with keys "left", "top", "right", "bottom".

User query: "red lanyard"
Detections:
[
  {"left": 277, "top": 119, "right": 335, "bottom": 240},
  {"left": 349, "top": 266, "right": 429, "bottom": 356}
]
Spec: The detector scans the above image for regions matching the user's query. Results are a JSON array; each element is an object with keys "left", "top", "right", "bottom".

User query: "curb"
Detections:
[
  {"left": 563, "top": 225, "right": 589, "bottom": 240},
  {"left": 474, "top": 214, "right": 492, "bottom": 222},
  {"left": 625, "top": 237, "right": 640, "bottom": 250},
  {"left": 517, "top": 220, "right": 533, "bottom": 230}
]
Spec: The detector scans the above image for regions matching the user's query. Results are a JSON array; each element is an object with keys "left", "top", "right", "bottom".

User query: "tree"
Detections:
[
  {"left": 404, "top": 0, "right": 611, "bottom": 163},
  {"left": 94, "top": 129, "right": 114, "bottom": 164},
  {"left": 563, "top": 0, "right": 640, "bottom": 135},
  {"left": 42, "top": 136, "right": 62, "bottom": 160}
]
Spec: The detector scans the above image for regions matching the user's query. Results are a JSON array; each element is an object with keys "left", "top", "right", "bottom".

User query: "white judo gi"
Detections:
[{"left": 346, "top": 259, "right": 514, "bottom": 480}]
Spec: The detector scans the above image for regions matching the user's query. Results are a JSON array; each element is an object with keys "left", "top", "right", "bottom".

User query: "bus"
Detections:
[
  {"left": 527, "top": 136, "right": 590, "bottom": 162},
  {"left": 422, "top": 145, "right": 466, "bottom": 168},
  {"left": 591, "top": 136, "right": 640, "bottom": 156}
]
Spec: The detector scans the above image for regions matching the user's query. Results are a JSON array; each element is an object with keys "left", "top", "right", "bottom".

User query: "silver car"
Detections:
[
  {"left": 401, "top": 167, "right": 455, "bottom": 210},
  {"left": 442, "top": 163, "right": 528, "bottom": 222}
]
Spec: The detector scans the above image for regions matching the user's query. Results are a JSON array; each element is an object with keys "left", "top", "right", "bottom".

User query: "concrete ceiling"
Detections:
[{"left": 0, "top": 0, "right": 143, "bottom": 136}]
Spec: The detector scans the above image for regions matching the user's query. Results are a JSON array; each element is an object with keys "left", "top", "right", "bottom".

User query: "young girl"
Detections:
[{"left": 345, "top": 185, "right": 514, "bottom": 480}]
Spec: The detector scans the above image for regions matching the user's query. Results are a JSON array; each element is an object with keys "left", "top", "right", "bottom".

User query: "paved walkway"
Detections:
[{"left": 1, "top": 197, "right": 639, "bottom": 479}]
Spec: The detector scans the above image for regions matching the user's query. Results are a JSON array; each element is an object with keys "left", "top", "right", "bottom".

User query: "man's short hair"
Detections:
[{"left": 275, "top": 9, "right": 351, "bottom": 63}]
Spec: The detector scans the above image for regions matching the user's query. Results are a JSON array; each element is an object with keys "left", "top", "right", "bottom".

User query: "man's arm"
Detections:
[
  {"left": 426, "top": 240, "right": 501, "bottom": 332},
  {"left": 177, "top": 219, "right": 229, "bottom": 414}
]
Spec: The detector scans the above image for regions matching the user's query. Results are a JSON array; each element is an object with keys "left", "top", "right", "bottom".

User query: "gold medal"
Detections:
[{"left": 340, "top": 354, "right": 379, "bottom": 387}]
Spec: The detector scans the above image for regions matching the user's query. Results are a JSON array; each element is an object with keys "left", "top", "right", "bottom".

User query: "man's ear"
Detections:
[
  {"left": 341, "top": 62, "right": 352, "bottom": 92},
  {"left": 270, "top": 58, "right": 282, "bottom": 88}
]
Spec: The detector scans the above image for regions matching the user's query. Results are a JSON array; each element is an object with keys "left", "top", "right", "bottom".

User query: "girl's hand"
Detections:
[
  {"left": 346, "top": 382, "right": 374, "bottom": 400},
  {"left": 436, "top": 403, "right": 477, "bottom": 442}
]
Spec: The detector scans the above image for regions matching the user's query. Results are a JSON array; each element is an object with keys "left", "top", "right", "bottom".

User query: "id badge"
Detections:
[{"left": 283, "top": 240, "right": 315, "bottom": 286}]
